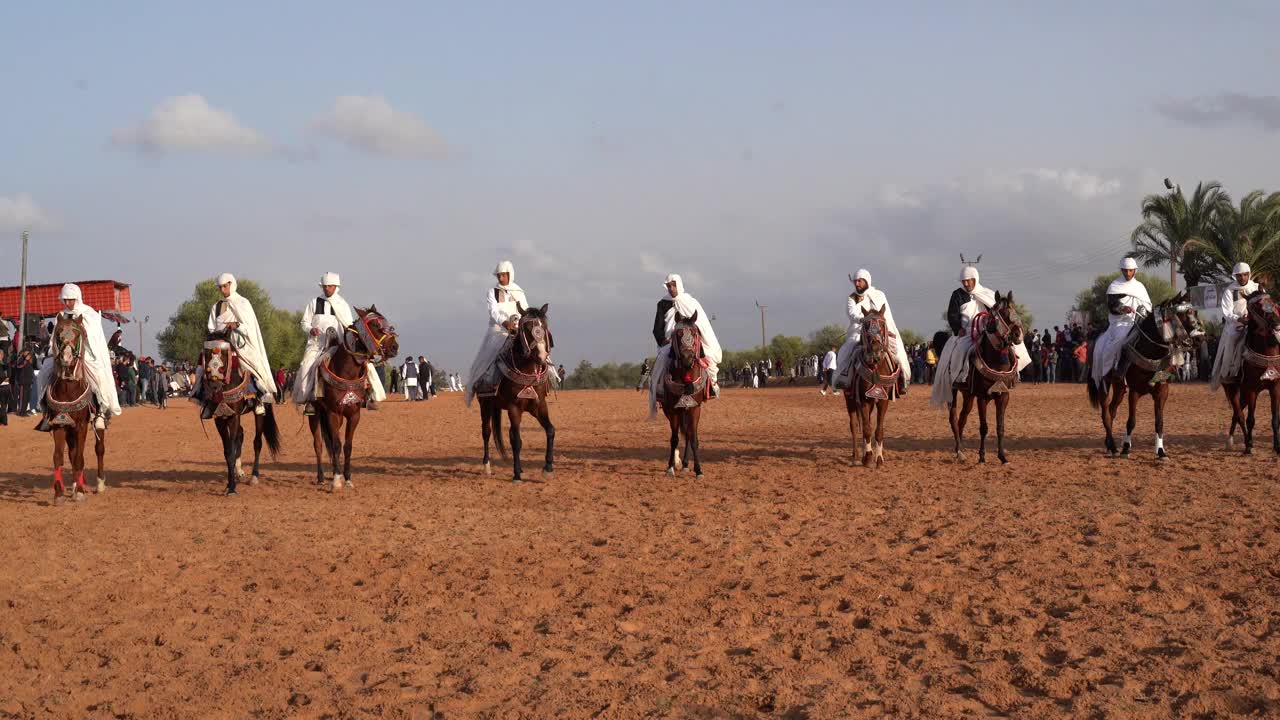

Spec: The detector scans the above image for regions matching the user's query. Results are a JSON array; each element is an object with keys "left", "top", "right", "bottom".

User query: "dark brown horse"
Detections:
[
  {"left": 1222, "top": 290, "right": 1280, "bottom": 455},
  {"left": 43, "top": 314, "right": 106, "bottom": 503},
  {"left": 1087, "top": 291, "right": 1201, "bottom": 459},
  {"left": 659, "top": 311, "right": 711, "bottom": 477},
  {"left": 310, "top": 306, "right": 399, "bottom": 491},
  {"left": 200, "top": 334, "right": 282, "bottom": 495},
  {"left": 949, "top": 292, "right": 1024, "bottom": 464},
  {"left": 843, "top": 305, "right": 899, "bottom": 467},
  {"left": 480, "top": 304, "right": 555, "bottom": 483}
]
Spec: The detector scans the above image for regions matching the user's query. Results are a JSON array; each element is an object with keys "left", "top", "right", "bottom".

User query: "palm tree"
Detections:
[
  {"left": 1130, "top": 181, "right": 1229, "bottom": 289},
  {"left": 1185, "top": 190, "right": 1280, "bottom": 286}
]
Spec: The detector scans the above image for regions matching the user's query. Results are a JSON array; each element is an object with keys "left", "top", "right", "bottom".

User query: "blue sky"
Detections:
[{"left": 3, "top": 1, "right": 1279, "bottom": 373}]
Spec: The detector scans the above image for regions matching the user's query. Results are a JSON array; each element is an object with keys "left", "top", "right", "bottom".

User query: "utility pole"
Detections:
[
  {"left": 754, "top": 299, "right": 767, "bottom": 352},
  {"left": 1164, "top": 177, "right": 1180, "bottom": 290},
  {"left": 138, "top": 315, "right": 149, "bottom": 356},
  {"left": 18, "top": 231, "right": 28, "bottom": 348}
]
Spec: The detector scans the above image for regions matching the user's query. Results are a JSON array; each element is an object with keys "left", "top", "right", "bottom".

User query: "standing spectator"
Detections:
[
  {"left": 402, "top": 355, "right": 420, "bottom": 400},
  {"left": 388, "top": 363, "right": 402, "bottom": 395},
  {"left": 418, "top": 356, "right": 433, "bottom": 399},
  {"left": 0, "top": 347, "right": 10, "bottom": 426},
  {"left": 13, "top": 348, "right": 37, "bottom": 416},
  {"left": 1073, "top": 341, "right": 1088, "bottom": 384},
  {"left": 820, "top": 346, "right": 838, "bottom": 395}
]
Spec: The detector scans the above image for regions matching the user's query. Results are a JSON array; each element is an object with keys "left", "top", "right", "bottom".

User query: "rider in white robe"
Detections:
[
  {"left": 649, "top": 273, "right": 722, "bottom": 418},
  {"left": 833, "top": 269, "right": 912, "bottom": 392},
  {"left": 36, "top": 284, "right": 122, "bottom": 430},
  {"left": 1209, "top": 262, "right": 1260, "bottom": 391},
  {"left": 930, "top": 266, "right": 1031, "bottom": 407},
  {"left": 196, "top": 273, "right": 278, "bottom": 415},
  {"left": 292, "top": 272, "right": 387, "bottom": 408},
  {"left": 465, "top": 261, "right": 560, "bottom": 407},
  {"left": 1090, "top": 257, "right": 1153, "bottom": 386}
]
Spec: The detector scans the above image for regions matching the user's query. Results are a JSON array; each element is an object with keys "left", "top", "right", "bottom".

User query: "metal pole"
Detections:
[
  {"left": 754, "top": 300, "right": 767, "bottom": 352},
  {"left": 17, "top": 231, "right": 28, "bottom": 349}
]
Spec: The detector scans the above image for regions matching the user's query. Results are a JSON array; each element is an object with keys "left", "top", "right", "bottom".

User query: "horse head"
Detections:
[
  {"left": 52, "top": 313, "right": 86, "bottom": 380},
  {"left": 1153, "top": 291, "right": 1201, "bottom": 349},
  {"left": 515, "top": 303, "right": 551, "bottom": 366},
  {"left": 860, "top": 305, "right": 888, "bottom": 364},
  {"left": 986, "top": 291, "right": 1024, "bottom": 351},
  {"left": 354, "top": 305, "right": 399, "bottom": 360},
  {"left": 1246, "top": 288, "right": 1280, "bottom": 345},
  {"left": 672, "top": 311, "right": 703, "bottom": 371}
]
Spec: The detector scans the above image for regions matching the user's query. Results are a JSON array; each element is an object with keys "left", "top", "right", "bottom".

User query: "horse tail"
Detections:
[
  {"left": 1085, "top": 338, "right": 1100, "bottom": 409},
  {"left": 261, "top": 404, "right": 282, "bottom": 458},
  {"left": 317, "top": 407, "right": 339, "bottom": 458},
  {"left": 491, "top": 400, "right": 507, "bottom": 457}
]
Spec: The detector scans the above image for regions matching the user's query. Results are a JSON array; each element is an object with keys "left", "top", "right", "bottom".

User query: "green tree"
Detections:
[
  {"left": 1130, "top": 180, "right": 1229, "bottom": 288},
  {"left": 807, "top": 324, "right": 846, "bottom": 356},
  {"left": 900, "top": 329, "right": 925, "bottom": 347},
  {"left": 1071, "top": 272, "right": 1175, "bottom": 331},
  {"left": 1186, "top": 190, "right": 1280, "bottom": 286},
  {"left": 157, "top": 278, "right": 306, "bottom": 370},
  {"left": 768, "top": 334, "right": 808, "bottom": 370}
]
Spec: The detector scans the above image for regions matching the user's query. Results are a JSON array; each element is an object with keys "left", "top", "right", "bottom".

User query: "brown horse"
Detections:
[
  {"left": 843, "top": 305, "right": 899, "bottom": 467},
  {"left": 1087, "top": 291, "right": 1201, "bottom": 459},
  {"left": 43, "top": 313, "right": 106, "bottom": 503},
  {"left": 1222, "top": 290, "right": 1280, "bottom": 455},
  {"left": 479, "top": 304, "right": 555, "bottom": 483},
  {"left": 949, "top": 291, "right": 1024, "bottom": 465},
  {"left": 310, "top": 306, "right": 399, "bottom": 491},
  {"left": 200, "top": 334, "right": 282, "bottom": 495},
  {"left": 658, "top": 311, "right": 711, "bottom": 478}
]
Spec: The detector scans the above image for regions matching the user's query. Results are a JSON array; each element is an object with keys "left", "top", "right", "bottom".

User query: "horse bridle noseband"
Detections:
[
  {"left": 343, "top": 311, "right": 394, "bottom": 363},
  {"left": 54, "top": 316, "right": 85, "bottom": 382}
]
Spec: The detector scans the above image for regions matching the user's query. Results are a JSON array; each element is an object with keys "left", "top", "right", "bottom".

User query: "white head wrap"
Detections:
[
  {"left": 217, "top": 273, "right": 238, "bottom": 294},
  {"left": 664, "top": 273, "right": 685, "bottom": 296},
  {"left": 494, "top": 260, "right": 515, "bottom": 284},
  {"left": 60, "top": 283, "right": 82, "bottom": 302},
  {"left": 1119, "top": 257, "right": 1138, "bottom": 271},
  {"left": 854, "top": 269, "right": 872, "bottom": 285},
  {"left": 1233, "top": 262, "right": 1251, "bottom": 277},
  {"left": 960, "top": 266, "right": 980, "bottom": 283},
  {"left": 320, "top": 272, "right": 341, "bottom": 287}
]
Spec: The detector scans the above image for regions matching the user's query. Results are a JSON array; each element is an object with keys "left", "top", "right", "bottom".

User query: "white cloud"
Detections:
[
  {"left": 311, "top": 95, "right": 446, "bottom": 157},
  {"left": 112, "top": 94, "right": 270, "bottom": 153},
  {"left": 1031, "top": 168, "right": 1122, "bottom": 200},
  {"left": 0, "top": 193, "right": 55, "bottom": 231}
]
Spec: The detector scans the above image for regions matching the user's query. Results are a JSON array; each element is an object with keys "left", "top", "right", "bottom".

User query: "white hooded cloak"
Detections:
[
  {"left": 1209, "top": 271, "right": 1260, "bottom": 391},
  {"left": 36, "top": 283, "right": 122, "bottom": 417},
  {"left": 1090, "top": 267, "right": 1153, "bottom": 384},
  {"left": 834, "top": 269, "right": 912, "bottom": 389},
  {"left": 208, "top": 274, "right": 278, "bottom": 399},
  {"left": 293, "top": 274, "right": 387, "bottom": 404},
  {"left": 649, "top": 274, "right": 722, "bottom": 414},
  {"left": 465, "top": 260, "right": 528, "bottom": 407},
  {"left": 929, "top": 266, "right": 1031, "bottom": 407}
]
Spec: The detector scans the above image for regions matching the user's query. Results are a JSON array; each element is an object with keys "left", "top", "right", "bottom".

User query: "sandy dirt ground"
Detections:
[{"left": 1, "top": 383, "right": 1278, "bottom": 719}]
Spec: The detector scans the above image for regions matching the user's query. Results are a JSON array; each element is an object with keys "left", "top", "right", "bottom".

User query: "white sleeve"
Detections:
[
  {"left": 207, "top": 302, "right": 219, "bottom": 333},
  {"left": 301, "top": 298, "right": 316, "bottom": 332},
  {"left": 487, "top": 289, "right": 512, "bottom": 326},
  {"left": 1219, "top": 286, "right": 1236, "bottom": 320},
  {"left": 846, "top": 295, "right": 859, "bottom": 321}
]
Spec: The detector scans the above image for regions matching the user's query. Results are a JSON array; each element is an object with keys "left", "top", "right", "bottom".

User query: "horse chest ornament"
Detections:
[{"left": 319, "top": 358, "right": 368, "bottom": 405}]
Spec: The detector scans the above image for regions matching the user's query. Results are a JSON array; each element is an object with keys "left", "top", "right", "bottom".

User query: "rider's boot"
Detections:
[
  {"left": 710, "top": 380, "right": 720, "bottom": 399},
  {"left": 254, "top": 402, "right": 266, "bottom": 416},
  {"left": 93, "top": 411, "right": 106, "bottom": 431},
  {"left": 897, "top": 374, "right": 908, "bottom": 397},
  {"left": 303, "top": 401, "right": 316, "bottom": 416}
]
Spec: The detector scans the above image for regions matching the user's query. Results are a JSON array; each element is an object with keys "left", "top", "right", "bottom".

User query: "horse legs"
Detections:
[
  {"left": 1243, "top": 387, "right": 1258, "bottom": 456},
  {"left": 666, "top": 409, "right": 680, "bottom": 476},
  {"left": 686, "top": 406, "right": 703, "bottom": 478},
  {"left": 342, "top": 412, "right": 359, "bottom": 488},
  {"left": 1269, "top": 384, "right": 1280, "bottom": 455},
  {"left": 249, "top": 411, "right": 263, "bottom": 485},
  {"left": 1153, "top": 384, "right": 1169, "bottom": 460},
  {"left": 860, "top": 402, "right": 874, "bottom": 467},
  {"left": 976, "top": 395, "right": 990, "bottom": 464},
  {"left": 873, "top": 400, "right": 886, "bottom": 468},
  {"left": 72, "top": 423, "right": 89, "bottom": 500},
  {"left": 1226, "top": 385, "right": 1243, "bottom": 450},
  {"left": 507, "top": 406, "right": 524, "bottom": 483},
  {"left": 216, "top": 419, "right": 238, "bottom": 495},
  {"left": 94, "top": 424, "right": 106, "bottom": 493},
  {"left": 308, "top": 414, "right": 326, "bottom": 485},
  {"left": 480, "top": 399, "right": 493, "bottom": 475},
  {"left": 1102, "top": 382, "right": 1124, "bottom": 457},
  {"left": 535, "top": 402, "right": 555, "bottom": 475},
  {"left": 327, "top": 413, "right": 344, "bottom": 492},
  {"left": 1121, "top": 388, "right": 1138, "bottom": 457},
  {"left": 995, "top": 392, "right": 1010, "bottom": 465},
  {"left": 949, "top": 390, "right": 965, "bottom": 460},
  {"left": 52, "top": 428, "right": 67, "bottom": 501}
]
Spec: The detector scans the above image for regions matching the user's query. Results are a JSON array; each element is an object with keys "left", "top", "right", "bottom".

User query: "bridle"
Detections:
[
  {"left": 860, "top": 313, "right": 889, "bottom": 365},
  {"left": 342, "top": 309, "right": 395, "bottom": 363},
  {"left": 981, "top": 302, "right": 1022, "bottom": 353},
  {"left": 672, "top": 320, "right": 703, "bottom": 373},
  {"left": 512, "top": 312, "right": 551, "bottom": 365},
  {"left": 53, "top": 315, "right": 86, "bottom": 382},
  {"left": 1247, "top": 294, "right": 1280, "bottom": 345}
]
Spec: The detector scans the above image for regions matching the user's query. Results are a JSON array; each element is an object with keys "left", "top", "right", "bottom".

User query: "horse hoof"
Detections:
[
  {"left": 978, "top": 457, "right": 986, "bottom": 465},
  {"left": 224, "top": 489, "right": 237, "bottom": 497},
  {"left": 1157, "top": 450, "right": 1169, "bottom": 460},
  {"left": 666, "top": 467, "right": 676, "bottom": 477},
  {"left": 73, "top": 491, "right": 86, "bottom": 503},
  {"left": 999, "top": 456, "right": 1009, "bottom": 465},
  {"left": 542, "top": 466, "right": 554, "bottom": 477},
  {"left": 250, "top": 475, "right": 260, "bottom": 486},
  {"left": 875, "top": 458, "right": 884, "bottom": 469},
  {"left": 512, "top": 478, "right": 522, "bottom": 485},
  {"left": 695, "top": 471, "right": 704, "bottom": 479},
  {"left": 96, "top": 478, "right": 106, "bottom": 493},
  {"left": 1243, "top": 448, "right": 1254, "bottom": 456},
  {"left": 483, "top": 462, "right": 492, "bottom": 476},
  {"left": 345, "top": 479, "right": 355, "bottom": 490},
  {"left": 331, "top": 475, "right": 343, "bottom": 492},
  {"left": 53, "top": 495, "right": 65, "bottom": 506}
]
